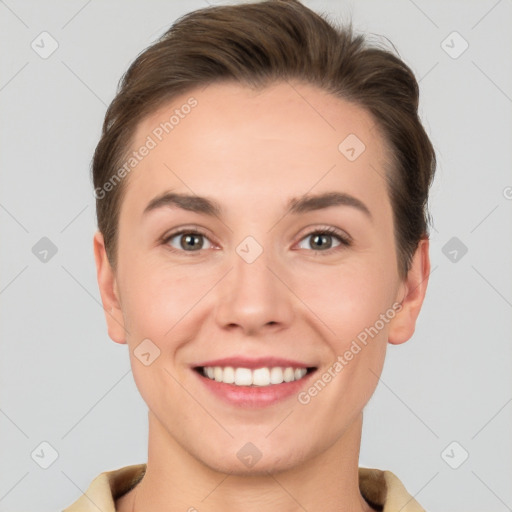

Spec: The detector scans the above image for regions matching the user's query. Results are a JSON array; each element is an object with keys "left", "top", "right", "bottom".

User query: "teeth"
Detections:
[
  {"left": 201, "top": 366, "right": 309, "bottom": 386},
  {"left": 269, "top": 367, "right": 283, "bottom": 384},
  {"left": 235, "top": 368, "right": 252, "bottom": 386},
  {"left": 223, "top": 366, "right": 235, "bottom": 384},
  {"left": 252, "top": 367, "right": 270, "bottom": 386},
  {"left": 214, "top": 366, "right": 223, "bottom": 382},
  {"left": 283, "top": 367, "right": 295, "bottom": 382}
]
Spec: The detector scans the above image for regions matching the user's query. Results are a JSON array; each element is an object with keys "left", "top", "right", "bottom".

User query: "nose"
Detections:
[{"left": 214, "top": 243, "right": 295, "bottom": 336}]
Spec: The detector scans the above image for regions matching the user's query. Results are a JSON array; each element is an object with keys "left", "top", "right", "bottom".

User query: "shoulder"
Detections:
[
  {"left": 62, "top": 463, "right": 147, "bottom": 512},
  {"left": 359, "top": 467, "right": 426, "bottom": 512}
]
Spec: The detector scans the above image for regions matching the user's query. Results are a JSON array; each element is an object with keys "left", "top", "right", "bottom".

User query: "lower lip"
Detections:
[{"left": 194, "top": 370, "right": 316, "bottom": 408}]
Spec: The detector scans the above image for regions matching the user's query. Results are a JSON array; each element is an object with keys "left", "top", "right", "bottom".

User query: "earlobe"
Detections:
[
  {"left": 93, "top": 231, "right": 127, "bottom": 344},
  {"left": 388, "top": 238, "right": 431, "bottom": 345}
]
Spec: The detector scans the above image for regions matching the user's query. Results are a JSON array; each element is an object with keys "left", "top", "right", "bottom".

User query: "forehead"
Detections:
[
  {"left": 135, "top": 80, "right": 381, "bottom": 150},
  {"left": 120, "top": 81, "right": 390, "bottom": 217}
]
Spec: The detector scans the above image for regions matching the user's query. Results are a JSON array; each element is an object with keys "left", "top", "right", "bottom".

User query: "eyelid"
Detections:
[
  {"left": 161, "top": 225, "right": 217, "bottom": 252},
  {"left": 162, "top": 225, "right": 211, "bottom": 238},
  {"left": 299, "top": 225, "right": 352, "bottom": 244}
]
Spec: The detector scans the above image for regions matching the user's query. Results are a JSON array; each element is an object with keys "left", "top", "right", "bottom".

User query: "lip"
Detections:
[
  {"left": 193, "top": 356, "right": 313, "bottom": 369},
  {"left": 192, "top": 357, "right": 317, "bottom": 408}
]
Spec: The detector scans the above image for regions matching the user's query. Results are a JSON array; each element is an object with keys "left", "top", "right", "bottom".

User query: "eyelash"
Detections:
[
  {"left": 301, "top": 226, "right": 353, "bottom": 253},
  {"left": 161, "top": 226, "right": 352, "bottom": 255}
]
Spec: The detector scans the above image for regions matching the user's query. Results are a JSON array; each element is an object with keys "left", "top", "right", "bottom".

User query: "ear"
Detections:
[
  {"left": 93, "top": 230, "right": 127, "bottom": 344},
  {"left": 388, "top": 237, "right": 430, "bottom": 345}
]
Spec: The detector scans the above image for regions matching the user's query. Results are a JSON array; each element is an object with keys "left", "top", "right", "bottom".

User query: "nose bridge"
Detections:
[
  {"left": 214, "top": 234, "right": 294, "bottom": 332},
  {"left": 235, "top": 238, "right": 273, "bottom": 291}
]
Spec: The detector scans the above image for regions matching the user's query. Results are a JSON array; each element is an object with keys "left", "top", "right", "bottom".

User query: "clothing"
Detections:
[{"left": 62, "top": 463, "right": 425, "bottom": 512}]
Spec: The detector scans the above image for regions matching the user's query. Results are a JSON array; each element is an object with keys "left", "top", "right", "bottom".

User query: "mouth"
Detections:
[
  {"left": 191, "top": 358, "right": 318, "bottom": 408},
  {"left": 194, "top": 365, "right": 316, "bottom": 386}
]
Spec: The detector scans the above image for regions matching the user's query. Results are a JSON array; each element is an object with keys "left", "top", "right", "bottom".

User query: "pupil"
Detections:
[
  {"left": 182, "top": 234, "right": 202, "bottom": 250},
  {"left": 312, "top": 234, "right": 331, "bottom": 250}
]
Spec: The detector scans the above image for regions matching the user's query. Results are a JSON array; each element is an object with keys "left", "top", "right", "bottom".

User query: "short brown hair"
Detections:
[{"left": 92, "top": 0, "right": 436, "bottom": 278}]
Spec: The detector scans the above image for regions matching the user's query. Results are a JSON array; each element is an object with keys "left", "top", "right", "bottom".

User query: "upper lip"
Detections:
[{"left": 193, "top": 356, "right": 316, "bottom": 369}]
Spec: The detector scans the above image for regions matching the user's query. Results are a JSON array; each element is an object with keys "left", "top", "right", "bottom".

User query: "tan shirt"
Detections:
[{"left": 62, "top": 463, "right": 425, "bottom": 512}]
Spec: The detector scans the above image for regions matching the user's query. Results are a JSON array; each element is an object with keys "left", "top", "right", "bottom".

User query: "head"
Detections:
[{"left": 93, "top": 0, "right": 434, "bottom": 475}]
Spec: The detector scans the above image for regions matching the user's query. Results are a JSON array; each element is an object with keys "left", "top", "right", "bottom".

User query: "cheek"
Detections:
[
  {"left": 295, "top": 253, "right": 398, "bottom": 344},
  {"left": 120, "top": 261, "right": 208, "bottom": 410},
  {"left": 294, "top": 261, "right": 394, "bottom": 424},
  {"left": 119, "top": 256, "right": 219, "bottom": 340}
]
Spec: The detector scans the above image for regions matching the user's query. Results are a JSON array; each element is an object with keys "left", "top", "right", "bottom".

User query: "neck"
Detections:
[{"left": 120, "top": 411, "right": 373, "bottom": 512}]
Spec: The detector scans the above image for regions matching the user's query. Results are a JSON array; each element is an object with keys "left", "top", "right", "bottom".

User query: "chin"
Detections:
[
  {"left": 189, "top": 438, "right": 311, "bottom": 477},
  {"left": 203, "top": 454, "right": 302, "bottom": 477}
]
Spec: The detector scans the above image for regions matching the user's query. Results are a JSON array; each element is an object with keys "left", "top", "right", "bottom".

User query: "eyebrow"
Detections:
[{"left": 143, "top": 190, "right": 372, "bottom": 220}]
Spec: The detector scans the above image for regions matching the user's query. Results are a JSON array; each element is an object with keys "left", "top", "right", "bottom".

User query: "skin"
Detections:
[{"left": 94, "top": 81, "right": 430, "bottom": 512}]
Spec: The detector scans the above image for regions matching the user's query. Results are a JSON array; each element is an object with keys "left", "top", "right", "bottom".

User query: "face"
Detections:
[{"left": 95, "top": 81, "right": 429, "bottom": 475}]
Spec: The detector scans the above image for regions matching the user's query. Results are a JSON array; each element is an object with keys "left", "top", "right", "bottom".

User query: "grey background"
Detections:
[{"left": 1, "top": 0, "right": 511, "bottom": 511}]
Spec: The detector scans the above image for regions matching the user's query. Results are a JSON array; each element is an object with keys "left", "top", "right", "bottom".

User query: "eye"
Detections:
[
  {"left": 161, "top": 226, "right": 351, "bottom": 254},
  {"left": 163, "top": 229, "right": 214, "bottom": 252},
  {"left": 296, "top": 227, "right": 351, "bottom": 252}
]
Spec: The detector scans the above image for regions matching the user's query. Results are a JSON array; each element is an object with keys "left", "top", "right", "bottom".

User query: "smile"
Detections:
[
  {"left": 199, "top": 366, "right": 313, "bottom": 386},
  {"left": 192, "top": 357, "right": 318, "bottom": 407}
]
